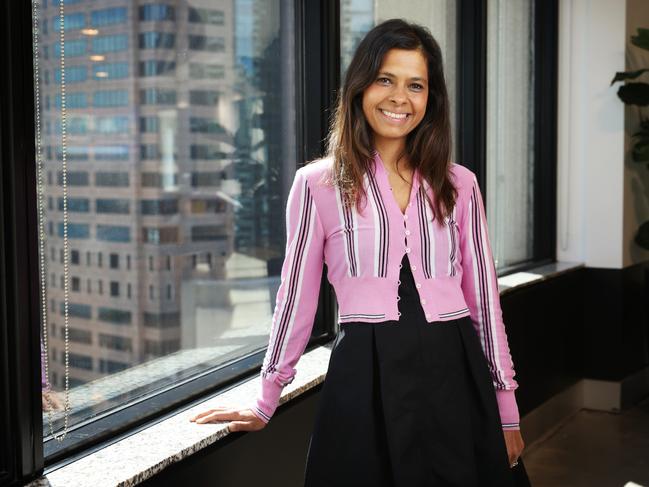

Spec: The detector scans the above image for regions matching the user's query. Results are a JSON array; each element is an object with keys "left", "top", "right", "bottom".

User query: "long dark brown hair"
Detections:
[{"left": 320, "top": 18, "right": 457, "bottom": 222}]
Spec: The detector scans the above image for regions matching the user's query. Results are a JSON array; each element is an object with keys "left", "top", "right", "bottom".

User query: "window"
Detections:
[
  {"left": 58, "top": 197, "right": 89, "bottom": 212},
  {"left": 70, "top": 249, "right": 80, "bottom": 264},
  {"left": 99, "top": 334, "right": 132, "bottom": 352},
  {"left": 92, "top": 62, "right": 129, "bottom": 80},
  {"left": 91, "top": 7, "right": 127, "bottom": 27},
  {"left": 139, "top": 60, "right": 175, "bottom": 77},
  {"left": 142, "top": 227, "right": 178, "bottom": 244},
  {"left": 139, "top": 4, "right": 175, "bottom": 21},
  {"left": 69, "top": 353, "right": 93, "bottom": 371},
  {"left": 190, "top": 145, "right": 227, "bottom": 160},
  {"left": 189, "top": 118, "right": 226, "bottom": 134},
  {"left": 52, "top": 13, "right": 85, "bottom": 31},
  {"left": 96, "top": 199, "right": 130, "bottom": 214},
  {"left": 96, "top": 225, "right": 131, "bottom": 243},
  {"left": 98, "top": 307, "right": 132, "bottom": 325},
  {"left": 486, "top": 0, "right": 536, "bottom": 269},
  {"left": 188, "top": 7, "right": 224, "bottom": 25},
  {"left": 191, "top": 225, "right": 226, "bottom": 242},
  {"left": 93, "top": 90, "right": 129, "bottom": 107},
  {"left": 140, "top": 116, "right": 159, "bottom": 133},
  {"left": 140, "top": 88, "right": 176, "bottom": 105},
  {"left": 54, "top": 66, "right": 87, "bottom": 83},
  {"left": 56, "top": 92, "right": 87, "bottom": 109},
  {"left": 57, "top": 223, "right": 90, "bottom": 239},
  {"left": 140, "top": 199, "right": 178, "bottom": 215},
  {"left": 139, "top": 32, "right": 175, "bottom": 49},
  {"left": 25, "top": 0, "right": 304, "bottom": 467},
  {"left": 95, "top": 172, "right": 129, "bottom": 187},
  {"left": 92, "top": 34, "right": 129, "bottom": 53},
  {"left": 96, "top": 116, "right": 129, "bottom": 134},
  {"left": 65, "top": 302, "right": 92, "bottom": 319},
  {"left": 188, "top": 35, "right": 224, "bottom": 51},
  {"left": 189, "top": 90, "right": 219, "bottom": 106},
  {"left": 191, "top": 171, "right": 222, "bottom": 187},
  {"left": 188, "top": 63, "right": 225, "bottom": 79},
  {"left": 68, "top": 327, "right": 92, "bottom": 344},
  {"left": 52, "top": 39, "right": 86, "bottom": 58},
  {"left": 109, "top": 282, "right": 119, "bottom": 297}
]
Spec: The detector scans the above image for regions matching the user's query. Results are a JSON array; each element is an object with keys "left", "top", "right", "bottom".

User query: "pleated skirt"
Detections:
[{"left": 303, "top": 253, "right": 530, "bottom": 487}]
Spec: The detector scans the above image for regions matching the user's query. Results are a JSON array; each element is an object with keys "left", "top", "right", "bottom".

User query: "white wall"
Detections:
[{"left": 557, "top": 0, "right": 627, "bottom": 268}]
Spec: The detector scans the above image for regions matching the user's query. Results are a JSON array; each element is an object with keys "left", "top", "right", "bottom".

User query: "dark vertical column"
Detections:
[{"left": 0, "top": 0, "right": 44, "bottom": 485}]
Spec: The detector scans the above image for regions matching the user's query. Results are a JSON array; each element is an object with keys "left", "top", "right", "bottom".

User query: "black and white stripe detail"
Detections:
[
  {"left": 438, "top": 307, "right": 470, "bottom": 319},
  {"left": 253, "top": 406, "right": 271, "bottom": 423},
  {"left": 335, "top": 186, "right": 360, "bottom": 277},
  {"left": 446, "top": 206, "right": 459, "bottom": 277},
  {"left": 366, "top": 167, "right": 390, "bottom": 277},
  {"left": 263, "top": 178, "right": 318, "bottom": 377},
  {"left": 467, "top": 181, "right": 507, "bottom": 389},
  {"left": 417, "top": 186, "right": 436, "bottom": 279},
  {"left": 339, "top": 313, "right": 387, "bottom": 320}
]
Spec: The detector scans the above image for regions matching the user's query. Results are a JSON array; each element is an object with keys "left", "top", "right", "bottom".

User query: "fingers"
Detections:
[{"left": 189, "top": 407, "right": 243, "bottom": 424}]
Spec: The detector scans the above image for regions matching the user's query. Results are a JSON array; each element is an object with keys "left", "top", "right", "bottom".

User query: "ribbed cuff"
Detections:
[
  {"left": 495, "top": 389, "right": 520, "bottom": 428},
  {"left": 251, "top": 376, "right": 284, "bottom": 424}
]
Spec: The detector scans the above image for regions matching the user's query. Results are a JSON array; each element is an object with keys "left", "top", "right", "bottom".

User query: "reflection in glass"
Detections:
[
  {"left": 35, "top": 0, "right": 296, "bottom": 439},
  {"left": 486, "top": 0, "right": 535, "bottom": 269}
]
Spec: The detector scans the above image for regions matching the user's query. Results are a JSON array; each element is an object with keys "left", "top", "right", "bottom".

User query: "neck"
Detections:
[{"left": 374, "top": 138, "right": 410, "bottom": 173}]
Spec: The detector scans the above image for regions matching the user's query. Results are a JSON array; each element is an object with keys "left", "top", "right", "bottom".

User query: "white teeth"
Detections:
[{"left": 380, "top": 109, "right": 408, "bottom": 120}]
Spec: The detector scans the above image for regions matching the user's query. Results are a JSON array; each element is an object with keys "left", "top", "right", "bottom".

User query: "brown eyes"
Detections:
[{"left": 376, "top": 77, "right": 425, "bottom": 91}]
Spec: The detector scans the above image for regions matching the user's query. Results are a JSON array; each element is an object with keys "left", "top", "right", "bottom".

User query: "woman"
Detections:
[{"left": 191, "top": 19, "right": 529, "bottom": 486}]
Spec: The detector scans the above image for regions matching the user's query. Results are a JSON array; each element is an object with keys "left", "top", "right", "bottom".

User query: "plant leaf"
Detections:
[
  {"left": 610, "top": 69, "right": 649, "bottom": 85},
  {"left": 634, "top": 220, "right": 649, "bottom": 250},
  {"left": 617, "top": 83, "right": 649, "bottom": 106},
  {"left": 631, "top": 28, "right": 649, "bottom": 51}
]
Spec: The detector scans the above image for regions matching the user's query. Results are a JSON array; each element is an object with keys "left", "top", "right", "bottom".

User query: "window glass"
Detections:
[
  {"left": 34, "top": 0, "right": 297, "bottom": 445},
  {"left": 340, "top": 0, "right": 458, "bottom": 160},
  {"left": 486, "top": 0, "right": 535, "bottom": 269}
]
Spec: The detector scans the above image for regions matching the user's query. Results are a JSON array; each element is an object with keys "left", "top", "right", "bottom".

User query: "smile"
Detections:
[{"left": 379, "top": 109, "right": 411, "bottom": 122}]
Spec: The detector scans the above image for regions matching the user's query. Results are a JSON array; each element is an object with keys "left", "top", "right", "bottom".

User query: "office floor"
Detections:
[{"left": 522, "top": 395, "right": 649, "bottom": 487}]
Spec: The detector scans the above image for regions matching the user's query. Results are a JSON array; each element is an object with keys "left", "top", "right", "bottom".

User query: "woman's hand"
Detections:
[
  {"left": 189, "top": 406, "right": 267, "bottom": 432},
  {"left": 503, "top": 429, "right": 525, "bottom": 468}
]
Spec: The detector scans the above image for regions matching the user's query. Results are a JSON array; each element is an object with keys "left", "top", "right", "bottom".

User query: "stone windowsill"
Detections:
[{"left": 27, "top": 260, "right": 584, "bottom": 487}]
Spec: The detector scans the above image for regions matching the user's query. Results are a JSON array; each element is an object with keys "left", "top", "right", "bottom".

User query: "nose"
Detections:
[{"left": 389, "top": 83, "right": 408, "bottom": 105}]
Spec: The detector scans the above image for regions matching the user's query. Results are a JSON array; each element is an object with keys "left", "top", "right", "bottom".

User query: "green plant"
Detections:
[{"left": 610, "top": 27, "right": 649, "bottom": 250}]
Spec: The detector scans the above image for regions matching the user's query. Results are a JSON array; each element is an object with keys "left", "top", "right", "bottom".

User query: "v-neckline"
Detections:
[{"left": 373, "top": 151, "right": 421, "bottom": 216}]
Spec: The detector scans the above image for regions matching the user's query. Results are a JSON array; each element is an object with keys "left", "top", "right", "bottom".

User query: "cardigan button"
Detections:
[
  {"left": 421, "top": 299, "right": 427, "bottom": 305},
  {"left": 411, "top": 265, "right": 416, "bottom": 271},
  {"left": 405, "top": 230, "right": 411, "bottom": 235},
  {"left": 415, "top": 283, "right": 421, "bottom": 289}
]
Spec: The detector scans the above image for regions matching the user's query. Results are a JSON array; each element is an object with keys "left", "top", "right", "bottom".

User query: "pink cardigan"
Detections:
[{"left": 250, "top": 151, "right": 520, "bottom": 430}]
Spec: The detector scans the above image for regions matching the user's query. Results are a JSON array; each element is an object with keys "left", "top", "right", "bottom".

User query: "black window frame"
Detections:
[
  {"left": 457, "top": 0, "right": 558, "bottom": 273},
  {"left": 0, "top": 0, "right": 558, "bottom": 484},
  {"left": 1, "top": 0, "right": 341, "bottom": 484}
]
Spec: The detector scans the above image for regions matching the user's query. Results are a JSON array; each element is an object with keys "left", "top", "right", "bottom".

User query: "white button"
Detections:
[
  {"left": 421, "top": 299, "right": 427, "bottom": 304},
  {"left": 415, "top": 283, "right": 421, "bottom": 289},
  {"left": 398, "top": 264, "right": 402, "bottom": 269},
  {"left": 405, "top": 230, "right": 411, "bottom": 235},
  {"left": 397, "top": 280, "right": 401, "bottom": 285},
  {"left": 411, "top": 265, "right": 417, "bottom": 271},
  {"left": 397, "top": 311, "right": 402, "bottom": 317},
  {"left": 403, "top": 215, "right": 408, "bottom": 220},
  {"left": 405, "top": 248, "right": 411, "bottom": 253},
  {"left": 396, "top": 295, "right": 401, "bottom": 301}
]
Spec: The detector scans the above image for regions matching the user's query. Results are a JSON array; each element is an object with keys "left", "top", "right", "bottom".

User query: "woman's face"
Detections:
[{"left": 361, "top": 48, "right": 429, "bottom": 149}]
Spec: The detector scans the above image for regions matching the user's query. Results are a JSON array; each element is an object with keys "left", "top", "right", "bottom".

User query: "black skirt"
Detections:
[{"left": 303, "top": 253, "right": 530, "bottom": 487}]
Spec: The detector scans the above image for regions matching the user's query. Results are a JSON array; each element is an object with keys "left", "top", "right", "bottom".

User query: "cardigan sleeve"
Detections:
[
  {"left": 249, "top": 168, "right": 326, "bottom": 423},
  {"left": 458, "top": 173, "right": 520, "bottom": 431}
]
